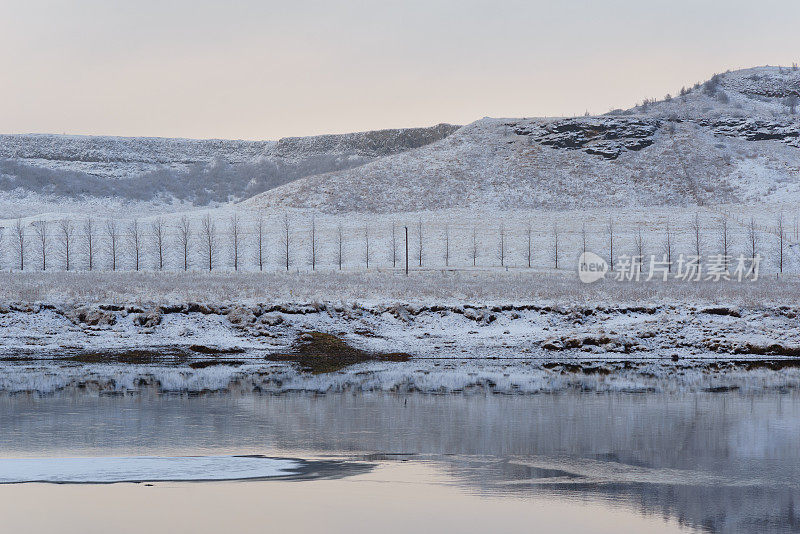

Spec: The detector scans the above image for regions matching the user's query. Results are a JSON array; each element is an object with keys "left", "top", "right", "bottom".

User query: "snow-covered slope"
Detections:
[
  {"left": 248, "top": 66, "right": 800, "bottom": 213},
  {"left": 0, "top": 124, "right": 459, "bottom": 208},
  {"left": 2, "top": 66, "right": 799, "bottom": 216}
]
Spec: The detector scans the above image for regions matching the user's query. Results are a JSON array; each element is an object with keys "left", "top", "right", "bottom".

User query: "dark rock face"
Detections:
[
  {"left": 510, "top": 114, "right": 800, "bottom": 160},
  {"left": 697, "top": 118, "right": 800, "bottom": 147},
  {"left": 510, "top": 118, "right": 661, "bottom": 159}
]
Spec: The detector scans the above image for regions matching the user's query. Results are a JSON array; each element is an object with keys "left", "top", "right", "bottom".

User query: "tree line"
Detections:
[{"left": 0, "top": 212, "right": 794, "bottom": 273}]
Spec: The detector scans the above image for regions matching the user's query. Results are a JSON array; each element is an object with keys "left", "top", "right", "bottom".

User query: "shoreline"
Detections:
[{"left": 1, "top": 294, "right": 799, "bottom": 395}]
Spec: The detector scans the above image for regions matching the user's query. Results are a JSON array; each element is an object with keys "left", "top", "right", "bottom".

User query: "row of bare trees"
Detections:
[
  {"left": 0, "top": 213, "right": 794, "bottom": 272},
  {"left": 597, "top": 213, "right": 788, "bottom": 273},
  {"left": 0, "top": 213, "right": 298, "bottom": 272}
]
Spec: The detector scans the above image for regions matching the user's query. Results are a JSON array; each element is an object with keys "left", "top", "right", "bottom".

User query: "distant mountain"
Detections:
[
  {"left": 0, "top": 124, "right": 459, "bottom": 205},
  {"left": 247, "top": 66, "right": 800, "bottom": 213}
]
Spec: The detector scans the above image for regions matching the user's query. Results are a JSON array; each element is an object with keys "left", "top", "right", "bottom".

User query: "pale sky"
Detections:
[{"left": 1, "top": 0, "right": 799, "bottom": 140}]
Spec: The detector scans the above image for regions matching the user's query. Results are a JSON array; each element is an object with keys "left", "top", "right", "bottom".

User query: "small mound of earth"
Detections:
[{"left": 267, "top": 332, "right": 410, "bottom": 374}]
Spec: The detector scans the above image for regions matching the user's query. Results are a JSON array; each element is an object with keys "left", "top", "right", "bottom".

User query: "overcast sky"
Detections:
[{"left": 1, "top": 0, "right": 799, "bottom": 140}]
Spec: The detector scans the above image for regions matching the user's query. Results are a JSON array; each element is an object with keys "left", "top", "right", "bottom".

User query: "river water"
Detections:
[{"left": 0, "top": 392, "right": 798, "bottom": 533}]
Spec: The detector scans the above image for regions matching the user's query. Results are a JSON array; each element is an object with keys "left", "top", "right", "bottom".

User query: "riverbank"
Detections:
[{"left": 1, "top": 280, "right": 799, "bottom": 393}]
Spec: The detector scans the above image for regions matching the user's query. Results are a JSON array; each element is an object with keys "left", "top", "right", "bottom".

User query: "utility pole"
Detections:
[{"left": 404, "top": 226, "right": 409, "bottom": 276}]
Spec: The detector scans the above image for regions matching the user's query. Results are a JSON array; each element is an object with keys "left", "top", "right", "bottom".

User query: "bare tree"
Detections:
[
  {"left": 58, "top": 218, "right": 75, "bottom": 271},
  {"left": 391, "top": 222, "right": 397, "bottom": 268},
  {"left": 151, "top": 218, "right": 166, "bottom": 271},
  {"left": 690, "top": 212, "right": 702, "bottom": 258},
  {"left": 178, "top": 216, "right": 191, "bottom": 271},
  {"left": 310, "top": 215, "right": 317, "bottom": 271},
  {"left": 105, "top": 219, "right": 119, "bottom": 271},
  {"left": 748, "top": 216, "right": 758, "bottom": 261},
  {"left": 526, "top": 222, "right": 533, "bottom": 268},
  {"left": 499, "top": 223, "right": 506, "bottom": 267},
  {"left": 336, "top": 224, "right": 344, "bottom": 270},
  {"left": 128, "top": 219, "right": 142, "bottom": 271},
  {"left": 229, "top": 213, "right": 241, "bottom": 271},
  {"left": 403, "top": 225, "right": 409, "bottom": 275},
  {"left": 14, "top": 218, "right": 25, "bottom": 271},
  {"left": 607, "top": 218, "right": 615, "bottom": 268},
  {"left": 664, "top": 220, "right": 674, "bottom": 272},
  {"left": 281, "top": 213, "right": 290, "bottom": 271},
  {"left": 634, "top": 226, "right": 645, "bottom": 272},
  {"left": 84, "top": 218, "right": 96, "bottom": 271},
  {"left": 201, "top": 214, "right": 216, "bottom": 271},
  {"left": 417, "top": 218, "right": 423, "bottom": 267},
  {"left": 778, "top": 213, "right": 785, "bottom": 274},
  {"left": 581, "top": 222, "right": 587, "bottom": 257},
  {"left": 34, "top": 220, "right": 49, "bottom": 271},
  {"left": 254, "top": 212, "right": 265, "bottom": 271},
  {"left": 471, "top": 227, "right": 478, "bottom": 267},
  {"left": 444, "top": 224, "right": 450, "bottom": 267},
  {"left": 552, "top": 222, "right": 560, "bottom": 269},
  {"left": 720, "top": 215, "right": 731, "bottom": 270},
  {"left": 364, "top": 225, "right": 370, "bottom": 269}
]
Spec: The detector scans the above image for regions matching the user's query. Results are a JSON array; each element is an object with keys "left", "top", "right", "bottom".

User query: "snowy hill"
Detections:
[
  {"left": 2, "top": 66, "right": 799, "bottom": 217},
  {"left": 0, "top": 124, "right": 459, "bottom": 210},
  {"left": 247, "top": 66, "right": 800, "bottom": 213}
]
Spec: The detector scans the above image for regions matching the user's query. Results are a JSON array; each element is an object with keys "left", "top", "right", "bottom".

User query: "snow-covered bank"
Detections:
[{"left": 1, "top": 276, "right": 799, "bottom": 394}]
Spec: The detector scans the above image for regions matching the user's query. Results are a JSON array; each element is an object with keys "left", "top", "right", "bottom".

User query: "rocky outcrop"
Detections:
[
  {"left": 697, "top": 118, "right": 800, "bottom": 147},
  {"left": 510, "top": 117, "right": 661, "bottom": 159}
]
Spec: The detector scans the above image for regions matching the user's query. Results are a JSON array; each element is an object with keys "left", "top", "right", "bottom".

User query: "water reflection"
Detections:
[{"left": 1, "top": 392, "right": 799, "bottom": 532}]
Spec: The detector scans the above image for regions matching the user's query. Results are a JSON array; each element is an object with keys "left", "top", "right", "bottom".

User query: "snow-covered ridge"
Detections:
[
  {"left": 0, "top": 124, "right": 459, "bottom": 177},
  {"left": 0, "top": 124, "right": 460, "bottom": 210},
  {"left": 272, "top": 123, "right": 460, "bottom": 162},
  {"left": 719, "top": 66, "right": 800, "bottom": 99}
]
